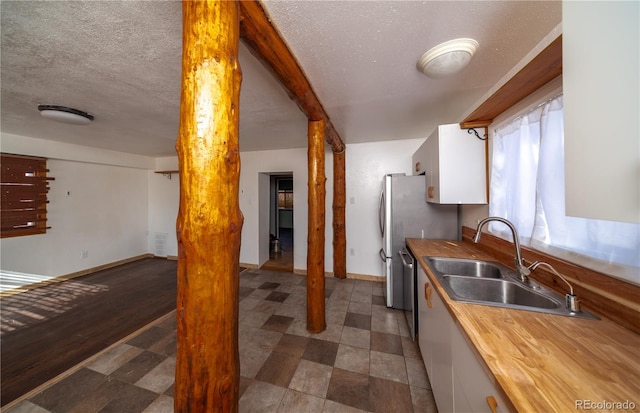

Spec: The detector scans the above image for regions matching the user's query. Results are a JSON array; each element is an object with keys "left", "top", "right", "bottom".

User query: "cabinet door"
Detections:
[
  {"left": 452, "top": 322, "right": 508, "bottom": 412},
  {"left": 425, "top": 124, "right": 487, "bottom": 205},
  {"left": 430, "top": 282, "right": 454, "bottom": 413},
  {"left": 417, "top": 266, "right": 433, "bottom": 377},
  {"left": 563, "top": 1, "right": 639, "bottom": 223}
]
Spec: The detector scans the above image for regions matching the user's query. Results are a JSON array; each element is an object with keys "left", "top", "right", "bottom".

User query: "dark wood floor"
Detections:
[{"left": 0, "top": 258, "right": 177, "bottom": 407}]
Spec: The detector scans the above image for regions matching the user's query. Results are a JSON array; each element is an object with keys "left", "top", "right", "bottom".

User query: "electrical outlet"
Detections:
[
  {"left": 81, "top": 250, "right": 88, "bottom": 259},
  {"left": 349, "top": 248, "right": 355, "bottom": 256}
]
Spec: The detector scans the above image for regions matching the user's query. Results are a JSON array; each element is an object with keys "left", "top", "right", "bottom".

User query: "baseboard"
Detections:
[
  {"left": 346, "top": 273, "right": 384, "bottom": 282},
  {"left": 290, "top": 269, "right": 383, "bottom": 283},
  {"left": 0, "top": 254, "right": 154, "bottom": 297},
  {"left": 240, "top": 262, "right": 259, "bottom": 269}
]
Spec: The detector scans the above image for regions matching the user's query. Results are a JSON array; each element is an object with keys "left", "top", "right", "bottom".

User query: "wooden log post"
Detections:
[
  {"left": 332, "top": 149, "right": 347, "bottom": 279},
  {"left": 238, "top": 1, "right": 345, "bottom": 153},
  {"left": 175, "top": 1, "right": 243, "bottom": 411},
  {"left": 307, "top": 119, "right": 326, "bottom": 333}
]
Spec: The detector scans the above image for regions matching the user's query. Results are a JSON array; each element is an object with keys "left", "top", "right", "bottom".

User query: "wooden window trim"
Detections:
[{"left": 1, "top": 153, "right": 53, "bottom": 238}]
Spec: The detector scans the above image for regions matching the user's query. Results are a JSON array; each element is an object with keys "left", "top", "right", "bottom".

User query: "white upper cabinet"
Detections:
[
  {"left": 563, "top": 1, "right": 640, "bottom": 223},
  {"left": 413, "top": 124, "right": 487, "bottom": 204}
]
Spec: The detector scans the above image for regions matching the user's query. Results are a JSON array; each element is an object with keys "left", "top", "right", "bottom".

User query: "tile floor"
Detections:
[{"left": 6, "top": 269, "right": 438, "bottom": 413}]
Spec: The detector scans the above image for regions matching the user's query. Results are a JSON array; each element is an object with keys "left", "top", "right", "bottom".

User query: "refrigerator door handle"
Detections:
[
  {"left": 378, "top": 190, "right": 385, "bottom": 237},
  {"left": 379, "top": 248, "right": 387, "bottom": 262},
  {"left": 398, "top": 249, "right": 413, "bottom": 269}
]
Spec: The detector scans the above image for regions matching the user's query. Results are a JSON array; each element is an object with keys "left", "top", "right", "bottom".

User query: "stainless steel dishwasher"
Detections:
[{"left": 399, "top": 247, "right": 417, "bottom": 340}]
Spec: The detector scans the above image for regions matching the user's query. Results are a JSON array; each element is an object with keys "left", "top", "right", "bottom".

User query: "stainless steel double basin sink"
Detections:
[{"left": 424, "top": 257, "right": 598, "bottom": 319}]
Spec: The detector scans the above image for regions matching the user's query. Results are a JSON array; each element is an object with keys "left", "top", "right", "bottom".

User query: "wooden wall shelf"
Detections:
[
  {"left": 461, "top": 35, "right": 562, "bottom": 128},
  {"left": 155, "top": 170, "right": 179, "bottom": 180}
]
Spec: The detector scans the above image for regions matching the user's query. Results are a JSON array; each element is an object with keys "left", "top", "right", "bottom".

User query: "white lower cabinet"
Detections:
[
  {"left": 417, "top": 266, "right": 453, "bottom": 412},
  {"left": 451, "top": 321, "right": 509, "bottom": 412},
  {"left": 418, "top": 266, "right": 509, "bottom": 413}
]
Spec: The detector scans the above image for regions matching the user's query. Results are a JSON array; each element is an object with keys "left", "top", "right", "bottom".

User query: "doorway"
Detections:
[{"left": 262, "top": 174, "right": 294, "bottom": 272}]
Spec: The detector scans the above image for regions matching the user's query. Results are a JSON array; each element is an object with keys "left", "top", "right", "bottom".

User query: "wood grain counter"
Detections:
[{"left": 406, "top": 238, "right": 640, "bottom": 413}]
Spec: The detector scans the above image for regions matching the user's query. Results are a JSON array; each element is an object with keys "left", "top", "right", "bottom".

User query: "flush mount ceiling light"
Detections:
[
  {"left": 37, "top": 104, "right": 94, "bottom": 125},
  {"left": 417, "top": 38, "right": 479, "bottom": 78}
]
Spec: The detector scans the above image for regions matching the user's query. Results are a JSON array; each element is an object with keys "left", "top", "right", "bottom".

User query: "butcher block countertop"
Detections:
[{"left": 406, "top": 238, "right": 640, "bottom": 413}]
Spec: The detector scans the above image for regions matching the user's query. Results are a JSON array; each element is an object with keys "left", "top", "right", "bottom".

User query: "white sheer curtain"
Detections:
[{"left": 490, "top": 95, "right": 640, "bottom": 268}]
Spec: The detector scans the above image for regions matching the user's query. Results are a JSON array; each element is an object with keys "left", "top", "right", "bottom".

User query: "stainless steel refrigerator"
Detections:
[{"left": 378, "top": 173, "right": 459, "bottom": 310}]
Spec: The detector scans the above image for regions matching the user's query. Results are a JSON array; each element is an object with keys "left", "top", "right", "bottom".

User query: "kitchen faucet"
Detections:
[
  {"left": 528, "top": 261, "right": 581, "bottom": 312},
  {"left": 473, "top": 217, "right": 531, "bottom": 282}
]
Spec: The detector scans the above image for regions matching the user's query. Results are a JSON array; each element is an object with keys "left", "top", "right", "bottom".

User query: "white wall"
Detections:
[
  {"left": 239, "top": 147, "right": 323, "bottom": 271},
  {"left": 150, "top": 140, "right": 424, "bottom": 276},
  {"left": 0, "top": 133, "right": 433, "bottom": 279},
  {"left": 345, "top": 139, "right": 424, "bottom": 277},
  {"left": 147, "top": 156, "right": 179, "bottom": 257},
  {"left": 0, "top": 134, "right": 151, "bottom": 277}
]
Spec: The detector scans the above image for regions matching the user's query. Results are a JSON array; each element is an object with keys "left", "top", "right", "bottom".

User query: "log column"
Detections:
[
  {"left": 307, "top": 119, "right": 326, "bottom": 333},
  {"left": 332, "top": 149, "right": 346, "bottom": 279},
  {"left": 175, "top": 1, "right": 242, "bottom": 411}
]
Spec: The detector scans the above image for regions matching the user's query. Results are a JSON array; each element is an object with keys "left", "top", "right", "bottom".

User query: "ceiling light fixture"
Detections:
[
  {"left": 417, "top": 38, "right": 479, "bottom": 78},
  {"left": 37, "top": 104, "right": 94, "bottom": 125}
]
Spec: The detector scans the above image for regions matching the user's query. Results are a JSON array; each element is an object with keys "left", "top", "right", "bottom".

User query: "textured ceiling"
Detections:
[{"left": 0, "top": 1, "right": 561, "bottom": 157}]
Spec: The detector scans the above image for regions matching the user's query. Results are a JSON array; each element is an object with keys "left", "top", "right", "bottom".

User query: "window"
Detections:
[
  {"left": 490, "top": 95, "right": 639, "bottom": 269},
  {"left": 1, "top": 154, "right": 52, "bottom": 238},
  {"left": 277, "top": 178, "right": 293, "bottom": 209}
]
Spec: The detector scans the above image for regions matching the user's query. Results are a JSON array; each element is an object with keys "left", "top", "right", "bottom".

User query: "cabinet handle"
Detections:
[
  {"left": 424, "top": 282, "right": 433, "bottom": 308},
  {"left": 486, "top": 396, "right": 498, "bottom": 413}
]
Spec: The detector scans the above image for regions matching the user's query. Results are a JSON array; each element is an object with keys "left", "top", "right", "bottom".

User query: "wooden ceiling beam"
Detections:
[
  {"left": 239, "top": 0, "right": 345, "bottom": 153},
  {"left": 461, "top": 35, "right": 563, "bottom": 128}
]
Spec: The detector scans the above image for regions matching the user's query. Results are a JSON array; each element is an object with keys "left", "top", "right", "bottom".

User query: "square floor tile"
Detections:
[
  {"left": 4, "top": 401, "right": 51, "bottom": 413},
  {"left": 369, "top": 351, "right": 408, "bottom": 384},
  {"left": 255, "top": 352, "right": 300, "bottom": 388},
  {"left": 239, "top": 286, "right": 256, "bottom": 298},
  {"left": 401, "top": 337, "right": 421, "bottom": 360},
  {"left": 126, "top": 326, "right": 173, "bottom": 350},
  {"left": 289, "top": 360, "right": 333, "bottom": 398},
  {"left": 135, "top": 357, "right": 176, "bottom": 394},
  {"left": 86, "top": 344, "right": 144, "bottom": 375},
  {"left": 343, "top": 313, "right": 371, "bottom": 331},
  {"left": 110, "top": 351, "right": 168, "bottom": 384},
  {"left": 322, "top": 399, "right": 368, "bottom": 412},
  {"left": 29, "top": 368, "right": 109, "bottom": 412},
  {"left": 340, "top": 326, "right": 370, "bottom": 350},
  {"left": 96, "top": 383, "right": 158, "bottom": 413},
  {"left": 258, "top": 282, "right": 280, "bottom": 290},
  {"left": 141, "top": 394, "right": 173, "bottom": 413},
  {"left": 266, "top": 291, "right": 291, "bottom": 303},
  {"left": 348, "top": 301, "right": 372, "bottom": 316},
  {"left": 262, "top": 314, "right": 294, "bottom": 333},
  {"left": 410, "top": 385, "right": 438, "bottom": 413},
  {"left": 310, "top": 323, "right": 343, "bottom": 343},
  {"left": 334, "top": 344, "right": 369, "bottom": 375},
  {"left": 406, "top": 357, "right": 430, "bottom": 389},
  {"left": 371, "top": 314, "right": 399, "bottom": 335},
  {"left": 371, "top": 295, "right": 386, "bottom": 306},
  {"left": 272, "top": 334, "right": 310, "bottom": 358},
  {"left": 326, "top": 368, "right": 370, "bottom": 411},
  {"left": 369, "top": 376, "right": 413, "bottom": 413},
  {"left": 302, "top": 338, "right": 339, "bottom": 366},
  {"left": 370, "top": 331, "right": 403, "bottom": 356},
  {"left": 239, "top": 381, "right": 287, "bottom": 413},
  {"left": 277, "top": 389, "right": 325, "bottom": 413}
]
